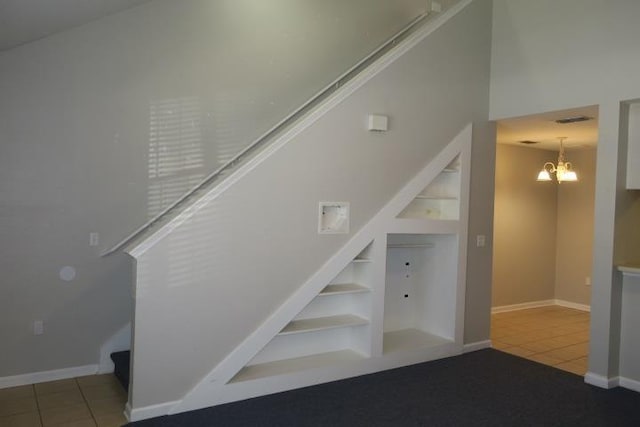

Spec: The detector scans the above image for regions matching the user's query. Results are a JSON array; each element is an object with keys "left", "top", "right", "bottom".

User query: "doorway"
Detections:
[{"left": 490, "top": 105, "right": 598, "bottom": 375}]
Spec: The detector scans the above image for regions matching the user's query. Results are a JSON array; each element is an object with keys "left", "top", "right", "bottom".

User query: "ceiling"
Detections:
[
  {"left": 496, "top": 105, "right": 599, "bottom": 151},
  {"left": 0, "top": 0, "right": 154, "bottom": 51}
]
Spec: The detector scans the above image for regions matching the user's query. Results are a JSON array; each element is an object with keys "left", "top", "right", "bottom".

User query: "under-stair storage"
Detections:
[
  {"left": 128, "top": 124, "right": 472, "bottom": 418},
  {"left": 383, "top": 234, "right": 459, "bottom": 354},
  {"left": 398, "top": 156, "right": 461, "bottom": 220},
  {"left": 230, "top": 243, "right": 375, "bottom": 383}
]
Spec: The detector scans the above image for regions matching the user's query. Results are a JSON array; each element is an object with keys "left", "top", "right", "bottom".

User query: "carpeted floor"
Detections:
[{"left": 127, "top": 349, "right": 640, "bottom": 426}]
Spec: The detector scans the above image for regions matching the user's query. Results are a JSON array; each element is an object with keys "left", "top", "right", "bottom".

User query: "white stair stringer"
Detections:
[{"left": 169, "top": 124, "right": 472, "bottom": 415}]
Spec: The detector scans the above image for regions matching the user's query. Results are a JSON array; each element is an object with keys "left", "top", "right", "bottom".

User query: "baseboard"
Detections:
[
  {"left": 492, "top": 299, "right": 590, "bottom": 314},
  {"left": 619, "top": 376, "right": 640, "bottom": 393},
  {"left": 463, "top": 340, "right": 491, "bottom": 353},
  {"left": 584, "top": 372, "right": 619, "bottom": 389},
  {"left": 491, "top": 300, "right": 555, "bottom": 314},
  {"left": 0, "top": 364, "right": 98, "bottom": 389},
  {"left": 127, "top": 400, "right": 180, "bottom": 422},
  {"left": 554, "top": 299, "right": 591, "bottom": 312}
]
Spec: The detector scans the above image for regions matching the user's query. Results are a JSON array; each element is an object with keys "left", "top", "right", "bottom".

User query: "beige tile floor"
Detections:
[
  {"left": 0, "top": 374, "right": 127, "bottom": 427},
  {"left": 491, "top": 305, "right": 590, "bottom": 376}
]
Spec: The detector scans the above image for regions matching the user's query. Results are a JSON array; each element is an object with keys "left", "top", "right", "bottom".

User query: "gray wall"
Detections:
[
  {"left": 555, "top": 148, "right": 596, "bottom": 306},
  {"left": 490, "top": 0, "right": 640, "bottom": 382},
  {"left": 492, "top": 145, "right": 596, "bottom": 308},
  {"left": 0, "top": 0, "right": 429, "bottom": 377},
  {"left": 492, "top": 144, "right": 558, "bottom": 306}
]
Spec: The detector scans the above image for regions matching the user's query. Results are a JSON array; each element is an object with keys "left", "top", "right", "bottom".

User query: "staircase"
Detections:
[
  {"left": 110, "top": 351, "right": 130, "bottom": 391},
  {"left": 114, "top": 0, "right": 492, "bottom": 421}
]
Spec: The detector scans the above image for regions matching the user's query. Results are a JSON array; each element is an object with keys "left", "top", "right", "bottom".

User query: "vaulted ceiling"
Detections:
[{"left": 0, "top": 0, "right": 153, "bottom": 51}]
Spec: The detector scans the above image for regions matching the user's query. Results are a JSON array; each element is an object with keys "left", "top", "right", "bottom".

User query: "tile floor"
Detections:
[
  {"left": 0, "top": 374, "right": 127, "bottom": 427},
  {"left": 491, "top": 305, "right": 590, "bottom": 376}
]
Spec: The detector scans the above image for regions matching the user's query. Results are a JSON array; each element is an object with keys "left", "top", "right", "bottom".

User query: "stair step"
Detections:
[
  {"left": 110, "top": 350, "right": 130, "bottom": 392},
  {"left": 279, "top": 314, "right": 368, "bottom": 336}
]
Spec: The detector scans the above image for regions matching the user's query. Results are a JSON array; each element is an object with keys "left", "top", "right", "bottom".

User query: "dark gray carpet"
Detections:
[{"left": 127, "top": 349, "right": 640, "bottom": 426}]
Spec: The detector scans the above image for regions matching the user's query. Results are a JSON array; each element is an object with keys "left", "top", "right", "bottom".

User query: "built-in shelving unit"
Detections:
[
  {"left": 398, "top": 156, "right": 461, "bottom": 220},
  {"left": 224, "top": 141, "right": 469, "bottom": 402},
  {"left": 383, "top": 234, "right": 458, "bottom": 354},
  {"left": 231, "top": 243, "right": 375, "bottom": 383},
  {"left": 171, "top": 131, "right": 473, "bottom": 416}
]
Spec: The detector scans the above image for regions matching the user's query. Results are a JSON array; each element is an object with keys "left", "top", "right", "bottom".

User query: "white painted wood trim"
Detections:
[
  {"left": 619, "top": 376, "right": 640, "bottom": 393},
  {"left": 98, "top": 323, "right": 131, "bottom": 374},
  {"left": 0, "top": 364, "right": 98, "bottom": 389},
  {"left": 491, "top": 300, "right": 555, "bottom": 314},
  {"left": 126, "top": 400, "right": 181, "bottom": 422},
  {"left": 554, "top": 299, "right": 591, "bottom": 312},
  {"left": 584, "top": 372, "right": 619, "bottom": 389},
  {"left": 463, "top": 340, "right": 491, "bottom": 353},
  {"left": 127, "top": 0, "right": 473, "bottom": 259}
]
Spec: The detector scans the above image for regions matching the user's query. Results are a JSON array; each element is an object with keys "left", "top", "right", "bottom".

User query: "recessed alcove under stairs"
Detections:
[{"left": 383, "top": 234, "right": 458, "bottom": 354}]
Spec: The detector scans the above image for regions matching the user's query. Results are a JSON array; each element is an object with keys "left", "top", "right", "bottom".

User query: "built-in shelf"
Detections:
[
  {"left": 397, "top": 155, "right": 461, "bottom": 220},
  {"left": 383, "top": 329, "right": 452, "bottom": 354},
  {"left": 278, "top": 314, "right": 368, "bottom": 336},
  {"left": 414, "top": 195, "right": 457, "bottom": 200},
  {"left": 318, "top": 283, "right": 370, "bottom": 296},
  {"left": 387, "top": 243, "right": 435, "bottom": 249},
  {"left": 230, "top": 349, "right": 365, "bottom": 383},
  {"left": 352, "top": 258, "right": 372, "bottom": 263}
]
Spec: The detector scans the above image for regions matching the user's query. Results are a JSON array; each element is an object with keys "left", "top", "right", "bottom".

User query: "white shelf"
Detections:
[
  {"left": 318, "top": 283, "right": 370, "bottom": 296},
  {"left": 278, "top": 314, "right": 368, "bottom": 336},
  {"left": 230, "top": 349, "right": 365, "bottom": 383},
  {"left": 388, "top": 218, "right": 458, "bottom": 234},
  {"left": 382, "top": 329, "right": 452, "bottom": 354},
  {"left": 352, "top": 258, "right": 372, "bottom": 263},
  {"left": 414, "top": 195, "right": 458, "bottom": 200},
  {"left": 387, "top": 243, "right": 434, "bottom": 249}
]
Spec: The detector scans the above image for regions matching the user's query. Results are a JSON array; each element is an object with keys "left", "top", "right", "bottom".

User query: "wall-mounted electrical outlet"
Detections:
[
  {"left": 476, "top": 235, "right": 486, "bottom": 247},
  {"left": 585, "top": 276, "right": 591, "bottom": 286}
]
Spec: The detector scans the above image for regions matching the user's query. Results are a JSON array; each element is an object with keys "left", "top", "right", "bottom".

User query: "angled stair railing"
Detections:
[{"left": 102, "top": 10, "right": 438, "bottom": 257}]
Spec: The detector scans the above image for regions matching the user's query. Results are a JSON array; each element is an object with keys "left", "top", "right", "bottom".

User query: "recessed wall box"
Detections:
[
  {"left": 318, "top": 202, "right": 350, "bottom": 234},
  {"left": 367, "top": 114, "right": 388, "bottom": 132}
]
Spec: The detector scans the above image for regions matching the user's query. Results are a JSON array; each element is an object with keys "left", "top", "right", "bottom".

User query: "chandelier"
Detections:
[{"left": 536, "top": 137, "right": 578, "bottom": 183}]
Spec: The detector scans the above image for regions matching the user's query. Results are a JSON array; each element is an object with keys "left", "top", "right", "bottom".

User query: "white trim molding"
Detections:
[
  {"left": 463, "top": 340, "right": 492, "bottom": 353},
  {"left": 492, "top": 299, "right": 590, "bottom": 314},
  {"left": 554, "top": 299, "right": 590, "bottom": 312},
  {"left": 584, "top": 372, "right": 619, "bottom": 389},
  {"left": 0, "top": 364, "right": 98, "bottom": 389},
  {"left": 127, "top": 400, "right": 181, "bottom": 422},
  {"left": 619, "top": 377, "right": 640, "bottom": 393},
  {"left": 491, "top": 300, "right": 555, "bottom": 314}
]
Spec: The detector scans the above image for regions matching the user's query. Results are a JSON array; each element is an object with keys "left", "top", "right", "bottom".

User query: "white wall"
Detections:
[
  {"left": 490, "top": 0, "right": 640, "bottom": 384},
  {"left": 0, "top": 0, "right": 429, "bottom": 378},
  {"left": 130, "top": 0, "right": 493, "bottom": 409}
]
